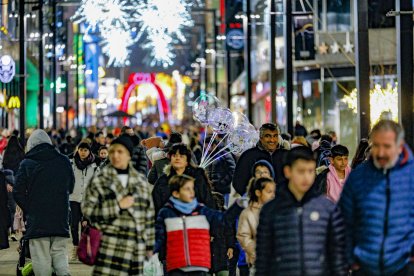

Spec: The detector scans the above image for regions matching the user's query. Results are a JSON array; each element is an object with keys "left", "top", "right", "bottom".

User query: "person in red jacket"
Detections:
[{"left": 155, "top": 174, "right": 245, "bottom": 275}]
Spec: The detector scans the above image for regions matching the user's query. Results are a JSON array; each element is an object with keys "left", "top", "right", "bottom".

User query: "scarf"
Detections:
[
  {"left": 326, "top": 164, "right": 351, "bottom": 202},
  {"left": 169, "top": 196, "right": 198, "bottom": 215},
  {"left": 74, "top": 152, "right": 95, "bottom": 171}
]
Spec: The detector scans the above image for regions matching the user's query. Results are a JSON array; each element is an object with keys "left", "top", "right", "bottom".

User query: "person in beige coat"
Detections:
[{"left": 237, "top": 177, "right": 276, "bottom": 266}]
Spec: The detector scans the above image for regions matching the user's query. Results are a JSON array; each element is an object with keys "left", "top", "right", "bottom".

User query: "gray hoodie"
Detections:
[{"left": 26, "top": 129, "right": 52, "bottom": 152}]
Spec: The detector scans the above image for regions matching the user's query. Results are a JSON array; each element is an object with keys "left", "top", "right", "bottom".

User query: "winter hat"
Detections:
[
  {"left": 252, "top": 160, "right": 275, "bottom": 179},
  {"left": 77, "top": 141, "right": 91, "bottom": 150},
  {"left": 26, "top": 129, "right": 52, "bottom": 152},
  {"left": 111, "top": 135, "right": 134, "bottom": 157}
]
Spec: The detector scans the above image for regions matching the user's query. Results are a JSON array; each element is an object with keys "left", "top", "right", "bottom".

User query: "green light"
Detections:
[{"left": 51, "top": 77, "right": 67, "bottom": 94}]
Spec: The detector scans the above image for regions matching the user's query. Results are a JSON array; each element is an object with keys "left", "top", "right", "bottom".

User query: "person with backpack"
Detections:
[{"left": 69, "top": 141, "right": 99, "bottom": 260}]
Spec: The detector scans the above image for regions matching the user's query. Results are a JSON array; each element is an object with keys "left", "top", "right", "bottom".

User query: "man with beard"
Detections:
[{"left": 339, "top": 120, "right": 414, "bottom": 275}]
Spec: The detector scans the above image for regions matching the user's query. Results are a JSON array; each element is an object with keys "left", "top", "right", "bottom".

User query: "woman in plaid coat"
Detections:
[{"left": 82, "top": 136, "right": 155, "bottom": 275}]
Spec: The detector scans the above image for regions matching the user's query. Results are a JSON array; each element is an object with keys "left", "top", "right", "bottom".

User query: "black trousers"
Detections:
[{"left": 69, "top": 201, "right": 83, "bottom": 246}]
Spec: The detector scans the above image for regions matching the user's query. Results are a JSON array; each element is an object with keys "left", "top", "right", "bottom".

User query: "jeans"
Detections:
[{"left": 29, "top": 237, "right": 70, "bottom": 276}]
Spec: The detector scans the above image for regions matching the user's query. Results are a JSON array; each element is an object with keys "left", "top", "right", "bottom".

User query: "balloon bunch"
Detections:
[{"left": 192, "top": 94, "right": 259, "bottom": 168}]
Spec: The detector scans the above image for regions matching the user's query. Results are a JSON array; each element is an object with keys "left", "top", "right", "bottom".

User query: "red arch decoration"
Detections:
[{"left": 119, "top": 73, "right": 170, "bottom": 120}]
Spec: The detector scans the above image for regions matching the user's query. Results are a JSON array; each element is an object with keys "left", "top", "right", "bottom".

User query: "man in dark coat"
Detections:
[
  {"left": 232, "top": 123, "right": 288, "bottom": 195},
  {"left": 13, "top": 129, "right": 75, "bottom": 276}
]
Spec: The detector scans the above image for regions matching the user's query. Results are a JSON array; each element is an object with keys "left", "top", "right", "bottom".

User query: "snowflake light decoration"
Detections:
[{"left": 72, "top": 0, "right": 200, "bottom": 67}]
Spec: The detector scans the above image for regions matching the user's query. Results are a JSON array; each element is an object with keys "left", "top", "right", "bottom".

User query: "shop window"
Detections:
[
  {"left": 317, "top": 0, "right": 351, "bottom": 31},
  {"left": 368, "top": 0, "right": 395, "bottom": 28}
]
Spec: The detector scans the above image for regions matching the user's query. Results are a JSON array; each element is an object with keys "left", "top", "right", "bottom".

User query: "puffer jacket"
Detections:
[
  {"left": 131, "top": 145, "right": 148, "bottom": 175},
  {"left": 69, "top": 157, "right": 99, "bottom": 203},
  {"left": 152, "top": 165, "right": 216, "bottom": 215},
  {"left": 13, "top": 144, "right": 75, "bottom": 240},
  {"left": 339, "top": 145, "right": 414, "bottom": 275},
  {"left": 232, "top": 142, "right": 288, "bottom": 195},
  {"left": 237, "top": 202, "right": 262, "bottom": 265},
  {"left": 154, "top": 199, "right": 243, "bottom": 271},
  {"left": 255, "top": 183, "right": 347, "bottom": 276},
  {"left": 206, "top": 150, "right": 236, "bottom": 195}
]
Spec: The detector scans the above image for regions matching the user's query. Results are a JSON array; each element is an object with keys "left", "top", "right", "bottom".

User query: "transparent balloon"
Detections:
[
  {"left": 232, "top": 111, "right": 249, "bottom": 128},
  {"left": 192, "top": 94, "right": 221, "bottom": 124},
  {"left": 208, "top": 107, "right": 234, "bottom": 134},
  {"left": 228, "top": 128, "right": 251, "bottom": 155}
]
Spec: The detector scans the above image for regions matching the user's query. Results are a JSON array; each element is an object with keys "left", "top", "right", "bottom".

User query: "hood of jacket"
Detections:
[
  {"left": 26, "top": 129, "right": 52, "bottom": 152},
  {"left": 26, "top": 143, "right": 61, "bottom": 161},
  {"left": 163, "top": 164, "right": 197, "bottom": 177}
]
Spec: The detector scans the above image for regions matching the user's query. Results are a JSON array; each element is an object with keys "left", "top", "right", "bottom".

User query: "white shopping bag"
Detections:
[{"left": 143, "top": 253, "right": 163, "bottom": 276}]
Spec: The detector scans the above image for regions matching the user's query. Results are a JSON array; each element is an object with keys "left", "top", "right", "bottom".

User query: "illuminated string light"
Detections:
[{"left": 342, "top": 83, "right": 399, "bottom": 126}]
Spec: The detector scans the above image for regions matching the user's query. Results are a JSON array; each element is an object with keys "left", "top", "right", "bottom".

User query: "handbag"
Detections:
[{"left": 77, "top": 226, "right": 102, "bottom": 265}]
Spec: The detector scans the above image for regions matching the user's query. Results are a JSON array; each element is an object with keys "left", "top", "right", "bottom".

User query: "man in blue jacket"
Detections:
[
  {"left": 339, "top": 120, "right": 414, "bottom": 275},
  {"left": 13, "top": 129, "right": 75, "bottom": 276}
]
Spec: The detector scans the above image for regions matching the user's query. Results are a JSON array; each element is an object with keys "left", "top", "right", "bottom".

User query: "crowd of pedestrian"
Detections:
[{"left": 0, "top": 119, "right": 414, "bottom": 276}]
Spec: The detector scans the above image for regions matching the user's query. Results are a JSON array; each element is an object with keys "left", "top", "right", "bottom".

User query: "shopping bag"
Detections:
[
  {"left": 77, "top": 226, "right": 102, "bottom": 265},
  {"left": 143, "top": 253, "right": 163, "bottom": 276}
]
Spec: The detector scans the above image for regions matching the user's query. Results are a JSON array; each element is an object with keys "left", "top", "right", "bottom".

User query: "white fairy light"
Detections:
[
  {"left": 72, "top": 0, "right": 198, "bottom": 67},
  {"left": 143, "top": 33, "right": 176, "bottom": 67},
  {"left": 101, "top": 26, "right": 133, "bottom": 67}
]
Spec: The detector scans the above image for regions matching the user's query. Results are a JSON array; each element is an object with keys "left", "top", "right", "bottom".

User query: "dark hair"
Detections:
[
  {"left": 168, "top": 143, "right": 192, "bottom": 164},
  {"left": 98, "top": 146, "right": 108, "bottom": 154},
  {"left": 281, "top": 133, "right": 291, "bottom": 142},
  {"left": 3, "top": 136, "right": 25, "bottom": 172},
  {"left": 320, "top": 134, "right": 333, "bottom": 144},
  {"left": 259, "top": 123, "right": 280, "bottom": 137},
  {"left": 284, "top": 146, "right": 316, "bottom": 167},
  {"left": 310, "top": 129, "right": 321, "bottom": 139},
  {"left": 106, "top": 133, "right": 114, "bottom": 139},
  {"left": 351, "top": 138, "right": 369, "bottom": 169},
  {"left": 95, "top": 131, "right": 104, "bottom": 138},
  {"left": 169, "top": 132, "right": 182, "bottom": 144},
  {"left": 248, "top": 177, "right": 276, "bottom": 203},
  {"left": 121, "top": 126, "right": 132, "bottom": 134},
  {"left": 169, "top": 174, "right": 195, "bottom": 194},
  {"left": 331, "top": 144, "right": 349, "bottom": 158}
]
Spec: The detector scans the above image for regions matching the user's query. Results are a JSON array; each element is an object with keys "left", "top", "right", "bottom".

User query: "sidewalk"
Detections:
[{"left": 0, "top": 240, "right": 93, "bottom": 276}]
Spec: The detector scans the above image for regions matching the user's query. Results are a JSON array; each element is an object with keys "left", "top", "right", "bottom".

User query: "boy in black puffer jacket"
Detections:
[{"left": 255, "top": 147, "right": 347, "bottom": 276}]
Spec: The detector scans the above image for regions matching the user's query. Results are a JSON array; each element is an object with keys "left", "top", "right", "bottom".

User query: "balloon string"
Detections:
[
  {"left": 200, "top": 132, "right": 230, "bottom": 167},
  {"left": 203, "top": 150, "right": 233, "bottom": 168},
  {"left": 200, "top": 126, "right": 208, "bottom": 165},
  {"left": 201, "top": 141, "right": 232, "bottom": 168},
  {"left": 200, "top": 132, "right": 216, "bottom": 165}
]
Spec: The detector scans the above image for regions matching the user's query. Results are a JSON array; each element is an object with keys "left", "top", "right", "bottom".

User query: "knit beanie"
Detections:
[
  {"left": 111, "top": 136, "right": 134, "bottom": 157},
  {"left": 252, "top": 159, "right": 275, "bottom": 179},
  {"left": 26, "top": 129, "right": 52, "bottom": 152}
]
